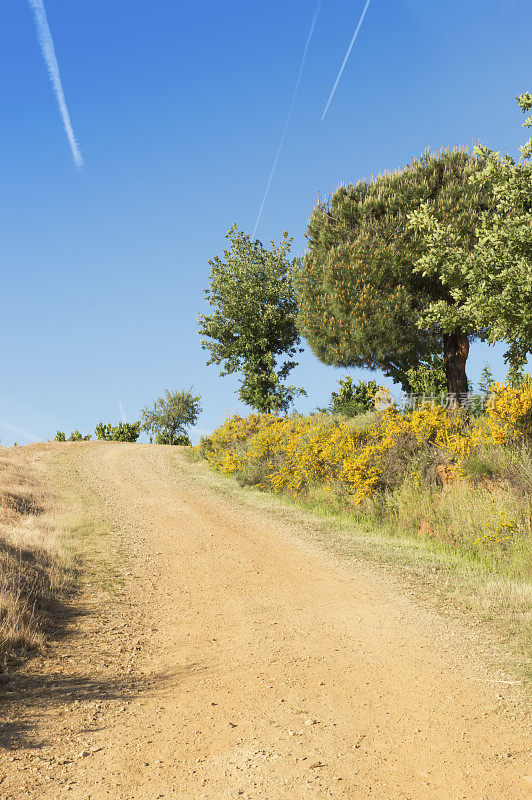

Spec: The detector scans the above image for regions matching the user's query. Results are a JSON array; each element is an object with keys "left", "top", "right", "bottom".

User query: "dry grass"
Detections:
[{"left": 0, "top": 448, "right": 72, "bottom": 670}]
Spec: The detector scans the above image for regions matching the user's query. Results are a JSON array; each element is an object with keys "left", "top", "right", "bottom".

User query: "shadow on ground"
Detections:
[{"left": 0, "top": 669, "right": 175, "bottom": 750}]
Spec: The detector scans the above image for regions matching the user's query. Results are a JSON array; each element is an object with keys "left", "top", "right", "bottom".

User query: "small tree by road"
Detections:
[
  {"left": 141, "top": 389, "right": 202, "bottom": 446},
  {"left": 198, "top": 225, "right": 305, "bottom": 414}
]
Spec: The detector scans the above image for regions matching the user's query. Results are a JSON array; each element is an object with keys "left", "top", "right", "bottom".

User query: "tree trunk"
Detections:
[
  {"left": 443, "top": 330, "right": 469, "bottom": 404},
  {"left": 258, "top": 361, "right": 271, "bottom": 414}
]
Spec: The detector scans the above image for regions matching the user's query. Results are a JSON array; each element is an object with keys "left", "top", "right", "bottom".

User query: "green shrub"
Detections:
[
  {"left": 95, "top": 422, "right": 110, "bottom": 440},
  {"left": 68, "top": 430, "right": 91, "bottom": 441},
  {"left": 404, "top": 358, "right": 447, "bottom": 398},
  {"left": 340, "top": 411, "right": 379, "bottom": 434},
  {"left": 95, "top": 421, "right": 140, "bottom": 442},
  {"left": 54, "top": 431, "right": 66, "bottom": 442},
  {"left": 154, "top": 432, "right": 191, "bottom": 446},
  {"left": 235, "top": 460, "right": 271, "bottom": 488},
  {"left": 324, "top": 376, "right": 380, "bottom": 417}
]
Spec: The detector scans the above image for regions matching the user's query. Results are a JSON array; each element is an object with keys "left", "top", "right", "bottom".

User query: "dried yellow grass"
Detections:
[{"left": 0, "top": 449, "right": 71, "bottom": 669}]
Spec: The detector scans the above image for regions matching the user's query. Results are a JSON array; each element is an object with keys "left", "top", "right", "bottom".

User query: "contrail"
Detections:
[
  {"left": 118, "top": 401, "right": 127, "bottom": 423},
  {"left": 322, "top": 0, "right": 372, "bottom": 119},
  {"left": 252, "top": 0, "right": 322, "bottom": 239},
  {"left": 28, "top": 0, "right": 83, "bottom": 168},
  {"left": 0, "top": 421, "right": 41, "bottom": 444}
]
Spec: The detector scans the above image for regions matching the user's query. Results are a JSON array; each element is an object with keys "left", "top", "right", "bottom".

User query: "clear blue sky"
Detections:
[{"left": 0, "top": 0, "right": 530, "bottom": 444}]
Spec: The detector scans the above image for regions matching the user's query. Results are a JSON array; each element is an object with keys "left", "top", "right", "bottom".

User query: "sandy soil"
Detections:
[{"left": 0, "top": 442, "right": 530, "bottom": 799}]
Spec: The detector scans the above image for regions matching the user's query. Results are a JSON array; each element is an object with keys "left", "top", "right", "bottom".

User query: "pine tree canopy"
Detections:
[{"left": 295, "top": 148, "right": 488, "bottom": 396}]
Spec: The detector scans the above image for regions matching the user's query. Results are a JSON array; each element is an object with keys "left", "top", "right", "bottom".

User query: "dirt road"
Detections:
[{"left": 0, "top": 443, "right": 530, "bottom": 799}]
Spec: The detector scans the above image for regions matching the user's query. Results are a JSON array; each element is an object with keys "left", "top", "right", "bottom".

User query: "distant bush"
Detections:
[
  {"left": 54, "top": 431, "right": 66, "bottom": 442},
  {"left": 68, "top": 430, "right": 91, "bottom": 442},
  {"left": 95, "top": 422, "right": 141, "bottom": 442},
  {"left": 154, "top": 432, "right": 191, "bottom": 446}
]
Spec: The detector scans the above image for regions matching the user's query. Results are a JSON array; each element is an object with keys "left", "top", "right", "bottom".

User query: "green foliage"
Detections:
[
  {"left": 295, "top": 149, "right": 487, "bottom": 397},
  {"left": 154, "top": 432, "right": 191, "bottom": 446},
  {"left": 409, "top": 93, "right": 532, "bottom": 382},
  {"left": 198, "top": 225, "right": 305, "bottom": 413},
  {"left": 54, "top": 431, "right": 66, "bottom": 442},
  {"left": 478, "top": 364, "right": 494, "bottom": 396},
  {"left": 467, "top": 364, "right": 495, "bottom": 417},
  {"left": 141, "top": 388, "right": 201, "bottom": 446},
  {"left": 326, "top": 376, "right": 380, "bottom": 417},
  {"left": 404, "top": 356, "right": 447, "bottom": 397},
  {"left": 95, "top": 421, "right": 141, "bottom": 442},
  {"left": 95, "top": 422, "right": 109, "bottom": 440},
  {"left": 235, "top": 460, "right": 272, "bottom": 488},
  {"left": 68, "top": 430, "right": 91, "bottom": 442}
]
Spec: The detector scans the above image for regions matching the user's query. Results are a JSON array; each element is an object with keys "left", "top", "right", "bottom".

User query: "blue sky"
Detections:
[{"left": 0, "top": 0, "right": 530, "bottom": 444}]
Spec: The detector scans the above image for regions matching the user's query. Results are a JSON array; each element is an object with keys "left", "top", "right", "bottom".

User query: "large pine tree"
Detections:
[{"left": 295, "top": 149, "right": 487, "bottom": 398}]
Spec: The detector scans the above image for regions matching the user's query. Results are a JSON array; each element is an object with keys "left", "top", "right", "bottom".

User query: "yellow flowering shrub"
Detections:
[
  {"left": 198, "top": 383, "right": 532, "bottom": 514},
  {"left": 338, "top": 406, "right": 473, "bottom": 502},
  {"left": 485, "top": 382, "right": 532, "bottom": 444},
  {"left": 200, "top": 413, "right": 278, "bottom": 473},
  {"left": 199, "top": 405, "right": 474, "bottom": 504}
]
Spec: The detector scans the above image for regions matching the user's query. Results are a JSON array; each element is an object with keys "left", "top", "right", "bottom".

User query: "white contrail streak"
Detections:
[
  {"left": 118, "top": 401, "right": 127, "bottom": 423},
  {"left": 28, "top": 0, "right": 83, "bottom": 168},
  {"left": 252, "top": 0, "right": 322, "bottom": 239},
  {"left": 0, "top": 421, "right": 41, "bottom": 444},
  {"left": 322, "top": 0, "right": 372, "bottom": 119}
]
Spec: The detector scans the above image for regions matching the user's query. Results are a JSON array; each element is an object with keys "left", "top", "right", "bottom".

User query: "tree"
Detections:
[
  {"left": 141, "top": 388, "right": 201, "bottom": 446},
  {"left": 409, "top": 93, "right": 532, "bottom": 385},
  {"left": 198, "top": 225, "right": 305, "bottom": 413},
  {"left": 467, "top": 364, "right": 495, "bottom": 417},
  {"left": 294, "top": 149, "right": 488, "bottom": 399}
]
